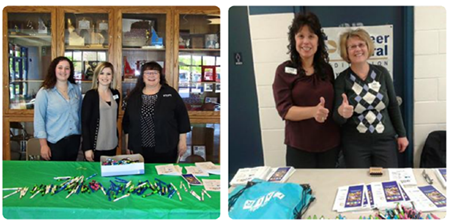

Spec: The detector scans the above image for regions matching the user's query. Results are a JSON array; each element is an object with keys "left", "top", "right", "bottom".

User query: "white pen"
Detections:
[
  {"left": 202, "top": 189, "right": 212, "bottom": 198},
  {"left": 190, "top": 190, "right": 202, "bottom": 201},
  {"left": 170, "top": 183, "right": 182, "bottom": 201},
  {"left": 30, "top": 191, "right": 40, "bottom": 199},
  {"left": 113, "top": 193, "right": 130, "bottom": 202},
  {"left": 3, "top": 189, "right": 20, "bottom": 199},
  {"left": 53, "top": 176, "right": 72, "bottom": 180},
  {"left": 3, "top": 187, "right": 21, "bottom": 191}
]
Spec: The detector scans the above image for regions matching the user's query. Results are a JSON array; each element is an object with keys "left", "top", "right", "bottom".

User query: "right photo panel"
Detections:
[{"left": 229, "top": 6, "right": 446, "bottom": 219}]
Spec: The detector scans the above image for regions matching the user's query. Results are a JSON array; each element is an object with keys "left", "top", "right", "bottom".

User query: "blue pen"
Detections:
[{"left": 86, "top": 173, "right": 97, "bottom": 180}]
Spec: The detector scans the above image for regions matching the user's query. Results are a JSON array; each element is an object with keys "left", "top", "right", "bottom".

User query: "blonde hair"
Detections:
[
  {"left": 91, "top": 62, "right": 116, "bottom": 89},
  {"left": 339, "top": 28, "right": 374, "bottom": 63}
]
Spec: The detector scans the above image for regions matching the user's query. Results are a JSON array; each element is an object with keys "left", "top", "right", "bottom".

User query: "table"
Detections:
[
  {"left": 286, "top": 168, "right": 446, "bottom": 219},
  {"left": 2, "top": 161, "right": 220, "bottom": 219}
]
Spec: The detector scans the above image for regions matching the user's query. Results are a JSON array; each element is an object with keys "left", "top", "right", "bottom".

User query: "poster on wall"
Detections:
[{"left": 323, "top": 25, "right": 393, "bottom": 78}]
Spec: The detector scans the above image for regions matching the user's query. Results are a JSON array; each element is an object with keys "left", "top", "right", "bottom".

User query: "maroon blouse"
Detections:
[{"left": 273, "top": 61, "right": 340, "bottom": 152}]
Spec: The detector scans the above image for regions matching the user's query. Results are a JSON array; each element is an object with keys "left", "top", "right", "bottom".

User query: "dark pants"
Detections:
[
  {"left": 286, "top": 145, "right": 340, "bottom": 168},
  {"left": 140, "top": 147, "right": 178, "bottom": 163},
  {"left": 48, "top": 135, "right": 81, "bottom": 161},
  {"left": 93, "top": 148, "right": 117, "bottom": 162},
  {"left": 342, "top": 135, "right": 398, "bottom": 168}
]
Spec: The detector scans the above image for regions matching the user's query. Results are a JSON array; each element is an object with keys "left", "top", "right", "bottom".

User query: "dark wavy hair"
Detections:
[
  {"left": 127, "top": 61, "right": 168, "bottom": 99},
  {"left": 287, "top": 12, "right": 329, "bottom": 79},
  {"left": 41, "top": 56, "right": 76, "bottom": 89}
]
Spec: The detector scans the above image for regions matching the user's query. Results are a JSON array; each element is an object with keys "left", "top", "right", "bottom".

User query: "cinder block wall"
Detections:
[{"left": 413, "top": 6, "right": 446, "bottom": 167}]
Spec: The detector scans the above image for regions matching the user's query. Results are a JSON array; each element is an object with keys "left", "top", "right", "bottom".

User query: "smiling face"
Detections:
[
  {"left": 143, "top": 69, "right": 160, "bottom": 88},
  {"left": 98, "top": 67, "right": 113, "bottom": 87},
  {"left": 295, "top": 25, "right": 319, "bottom": 61},
  {"left": 347, "top": 36, "right": 369, "bottom": 64},
  {"left": 55, "top": 60, "right": 71, "bottom": 82}
]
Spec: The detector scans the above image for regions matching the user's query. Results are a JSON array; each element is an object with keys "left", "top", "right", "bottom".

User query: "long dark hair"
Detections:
[
  {"left": 41, "top": 56, "right": 76, "bottom": 89},
  {"left": 287, "top": 12, "right": 329, "bottom": 79},
  {"left": 127, "top": 61, "right": 168, "bottom": 99}
]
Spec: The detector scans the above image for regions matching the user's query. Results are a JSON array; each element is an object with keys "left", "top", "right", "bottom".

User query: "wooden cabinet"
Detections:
[{"left": 3, "top": 6, "right": 220, "bottom": 162}]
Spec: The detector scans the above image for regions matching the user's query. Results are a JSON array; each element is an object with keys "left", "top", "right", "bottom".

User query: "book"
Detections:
[
  {"left": 388, "top": 168, "right": 417, "bottom": 186},
  {"left": 182, "top": 174, "right": 203, "bottom": 186},
  {"left": 370, "top": 181, "right": 411, "bottom": 209},
  {"left": 403, "top": 185, "right": 446, "bottom": 212},
  {"left": 195, "top": 161, "right": 220, "bottom": 175},
  {"left": 155, "top": 164, "right": 182, "bottom": 176},
  {"left": 418, "top": 185, "right": 446, "bottom": 208},
  {"left": 333, "top": 183, "right": 371, "bottom": 212},
  {"left": 267, "top": 167, "right": 295, "bottom": 183},
  {"left": 434, "top": 168, "right": 446, "bottom": 189},
  {"left": 202, "top": 179, "right": 220, "bottom": 192},
  {"left": 184, "top": 166, "right": 209, "bottom": 177}
]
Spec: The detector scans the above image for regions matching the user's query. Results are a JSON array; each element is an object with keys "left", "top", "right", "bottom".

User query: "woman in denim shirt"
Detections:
[{"left": 34, "top": 56, "right": 82, "bottom": 161}]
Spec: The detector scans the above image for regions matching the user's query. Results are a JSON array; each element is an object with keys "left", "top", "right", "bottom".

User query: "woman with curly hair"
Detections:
[{"left": 272, "top": 12, "right": 340, "bottom": 168}]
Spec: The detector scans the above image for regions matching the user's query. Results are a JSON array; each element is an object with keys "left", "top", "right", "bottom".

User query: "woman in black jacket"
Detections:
[
  {"left": 82, "top": 62, "right": 120, "bottom": 161},
  {"left": 122, "top": 61, "right": 191, "bottom": 163}
]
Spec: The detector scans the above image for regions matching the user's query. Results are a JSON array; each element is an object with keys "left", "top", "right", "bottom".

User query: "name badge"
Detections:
[
  {"left": 163, "top": 94, "right": 172, "bottom": 97},
  {"left": 285, "top": 67, "right": 297, "bottom": 75},
  {"left": 369, "top": 80, "right": 381, "bottom": 92},
  {"left": 113, "top": 94, "right": 119, "bottom": 100}
]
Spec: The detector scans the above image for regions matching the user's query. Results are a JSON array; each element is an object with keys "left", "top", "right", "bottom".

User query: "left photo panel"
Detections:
[{"left": 2, "top": 6, "right": 220, "bottom": 219}]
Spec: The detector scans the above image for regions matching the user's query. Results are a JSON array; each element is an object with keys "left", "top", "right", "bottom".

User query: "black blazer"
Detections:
[
  {"left": 122, "top": 84, "right": 191, "bottom": 154},
  {"left": 81, "top": 88, "right": 121, "bottom": 152}
]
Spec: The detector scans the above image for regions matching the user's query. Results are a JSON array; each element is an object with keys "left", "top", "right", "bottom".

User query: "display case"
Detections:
[
  {"left": 58, "top": 8, "right": 114, "bottom": 95},
  {"left": 117, "top": 7, "right": 172, "bottom": 103},
  {"left": 3, "top": 6, "right": 220, "bottom": 161},
  {"left": 176, "top": 11, "right": 220, "bottom": 115},
  {"left": 4, "top": 9, "right": 56, "bottom": 113}
]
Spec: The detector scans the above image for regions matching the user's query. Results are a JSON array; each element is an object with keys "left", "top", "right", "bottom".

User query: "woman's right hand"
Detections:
[
  {"left": 41, "top": 145, "right": 52, "bottom": 160},
  {"left": 126, "top": 149, "right": 133, "bottom": 155},
  {"left": 85, "top": 150, "right": 94, "bottom": 162},
  {"left": 338, "top": 94, "right": 354, "bottom": 119},
  {"left": 314, "top": 97, "right": 329, "bottom": 123}
]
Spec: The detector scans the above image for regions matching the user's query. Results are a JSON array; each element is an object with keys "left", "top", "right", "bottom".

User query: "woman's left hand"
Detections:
[
  {"left": 397, "top": 137, "right": 409, "bottom": 153},
  {"left": 178, "top": 141, "right": 187, "bottom": 157}
]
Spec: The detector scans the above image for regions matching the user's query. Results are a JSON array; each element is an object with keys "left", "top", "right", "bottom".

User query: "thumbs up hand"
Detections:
[
  {"left": 314, "top": 97, "right": 329, "bottom": 123},
  {"left": 338, "top": 93, "right": 353, "bottom": 119}
]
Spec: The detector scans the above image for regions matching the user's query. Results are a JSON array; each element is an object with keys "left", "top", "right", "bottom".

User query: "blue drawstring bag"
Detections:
[{"left": 228, "top": 179, "right": 315, "bottom": 219}]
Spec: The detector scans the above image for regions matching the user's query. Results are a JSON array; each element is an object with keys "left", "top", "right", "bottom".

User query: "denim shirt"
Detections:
[{"left": 34, "top": 82, "right": 82, "bottom": 143}]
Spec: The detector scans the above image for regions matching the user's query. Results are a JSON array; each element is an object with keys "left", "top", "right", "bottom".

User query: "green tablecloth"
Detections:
[{"left": 2, "top": 161, "right": 220, "bottom": 219}]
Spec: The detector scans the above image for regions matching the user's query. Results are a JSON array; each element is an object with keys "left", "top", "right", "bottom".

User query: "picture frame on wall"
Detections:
[{"left": 201, "top": 66, "right": 216, "bottom": 82}]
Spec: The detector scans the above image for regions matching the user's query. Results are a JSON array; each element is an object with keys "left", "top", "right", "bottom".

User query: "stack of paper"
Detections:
[
  {"left": 185, "top": 166, "right": 209, "bottom": 177},
  {"left": 229, "top": 166, "right": 273, "bottom": 186},
  {"left": 155, "top": 164, "right": 182, "bottom": 176},
  {"left": 369, "top": 181, "right": 411, "bottom": 210},
  {"left": 403, "top": 185, "right": 446, "bottom": 212},
  {"left": 434, "top": 168, "right": 446, "bottom": 189},
  {"left": 388, "top": 168, "right": 417, "bottom": 186},
  {"left": 195, "top": 162, "right": 220, "bottom": 175},
  {"left": 229, "top": 166, "right": 296, "bottom": 185},
  {"left": 333, "top": 184, "right": 371, "bottom": 212},
  {"left": 202, "top": 179, "right": 220, "bottom": 192},
  {"left": 267, "top": 167, "right": 296, "bottom": 183}
]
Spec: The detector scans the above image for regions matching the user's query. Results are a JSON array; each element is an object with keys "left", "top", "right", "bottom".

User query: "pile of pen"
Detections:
[
  {"left": 3, "top": 174, "right": 212, "bottom": 203},
  {"left": 305, "top": 203, "right": 441, "bottom": 219},
  {"left": 373, "top": 203, "right": 441, "bottom": 220}
]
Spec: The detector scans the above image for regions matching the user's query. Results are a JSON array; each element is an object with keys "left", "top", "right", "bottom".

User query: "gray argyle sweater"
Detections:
[{"left": 333, "top": 64, "right": 407, "bottom": 138}]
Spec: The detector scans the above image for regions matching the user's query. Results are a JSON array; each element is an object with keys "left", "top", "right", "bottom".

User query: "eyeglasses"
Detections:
[
  {"left": 347, "top": 43, "right": 366, "bottom": 51},
  {"left": 422, "top": 170, "right": 434, "bottom": 184},
  {"left": 143, "top": 71, "right": 159, "bottom": 76}
]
